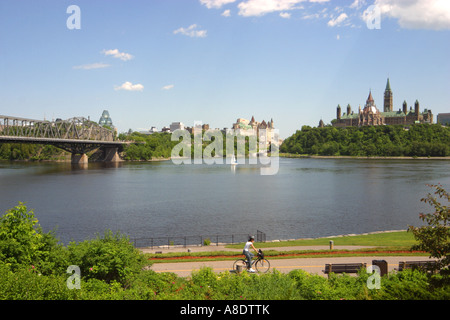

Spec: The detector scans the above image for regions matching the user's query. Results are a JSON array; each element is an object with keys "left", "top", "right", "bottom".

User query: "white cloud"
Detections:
[
  {"left": 374, "top": 0, "right": 450, "bottom": 30},
  {"left": 114, "top": 82, "right": 144, "bottom": 92},
  {"left": 162, "top": 84, "right": 175, "bottom": 90},
  {"left": 237, "top": 0, "right": 304, "bottom": 17},
  {"left": 222, "top": 9, "right": 231, "bottom": 17},
  {"left": 349, "top": 0, "right": 365, "bottom": 9},
  {"left": 102, "top": 49, "right": 134, "bottom": 61},
  {"left": 200, "top": 0, "right": 330, "bottom": 18},
  {"left": 200, "top": 0, "right": 237, "bottom": 9},
  {"left": 173, "top": 24, "right": 207, "bottom": 38},
  {"left": 327, "top": 12, "right": 348, "bottom": 26},
  {"left": 73, "top": 63, "right": 110, "bottom": 70}
]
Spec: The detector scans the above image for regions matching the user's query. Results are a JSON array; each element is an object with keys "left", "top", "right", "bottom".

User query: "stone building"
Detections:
[
  {"left": 232, "top": 116, "right": 274, "bottom": 134},
  {"left": 232, "top": 116, "right": 276, "bottom": 149},
  {"left": 332, "top": 79, "right": 433, "bottom": 127}
]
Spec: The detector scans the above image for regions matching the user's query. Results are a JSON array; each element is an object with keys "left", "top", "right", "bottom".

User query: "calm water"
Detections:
[{"left": 0, "top": 158, "right": 449, "bottom": 245}]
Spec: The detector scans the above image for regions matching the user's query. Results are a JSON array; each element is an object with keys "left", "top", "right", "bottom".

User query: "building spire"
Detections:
[
  {"left": 384, "top": 78, "right": 393, "bottom": 112},
  {"left": 367, "top": 90, "right": 374, "bottom": 102},
  {"left": 385, "top": 78, "right": 391, "bottom": 91}
]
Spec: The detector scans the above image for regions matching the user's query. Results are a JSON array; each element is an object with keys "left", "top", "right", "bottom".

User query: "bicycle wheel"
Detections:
[
  {"left": 255, "top": 258, "right": 270, "bottom": 273},
  {"left": 233, "top": 259, "right": 247, "bottom": 272}
]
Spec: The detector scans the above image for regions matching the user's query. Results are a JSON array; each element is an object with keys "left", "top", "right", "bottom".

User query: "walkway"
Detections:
[{"left": 141, "top": 245, "right": 434, "bottom": 278}]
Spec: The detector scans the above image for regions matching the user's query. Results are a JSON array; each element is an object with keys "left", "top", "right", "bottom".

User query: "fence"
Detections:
[{"left": 132, "top": 230, "right": 266, "bottom": 249}]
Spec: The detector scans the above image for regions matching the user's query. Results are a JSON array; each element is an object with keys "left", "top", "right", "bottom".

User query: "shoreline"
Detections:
[
  {"left": 139, "top": 229, "right": 409, "bottom": 252},
  {"left": 279, "top": 153, "right": 450, "bottom": 160},
  {"left": 2, "top": 154, "right": 449, "bottom": 164}
]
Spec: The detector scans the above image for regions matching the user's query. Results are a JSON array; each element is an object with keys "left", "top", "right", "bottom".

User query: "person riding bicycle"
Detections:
[{"left": 243, "top": 236, "right": 258, "bottom": 273}]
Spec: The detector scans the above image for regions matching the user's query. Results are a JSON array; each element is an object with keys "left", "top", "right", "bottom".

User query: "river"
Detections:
[{"left": 0, "top": 158, "right": 449, "bottom": 245}]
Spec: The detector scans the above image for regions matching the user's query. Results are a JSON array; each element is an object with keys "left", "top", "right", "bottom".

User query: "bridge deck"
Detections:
[{"left": 0, "top": 135, "right": 123, "bottom": 146}]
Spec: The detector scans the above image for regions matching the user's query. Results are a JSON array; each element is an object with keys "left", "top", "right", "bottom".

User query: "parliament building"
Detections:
[{"left": 330, "top": 79, "right": 433, "bottom": 128}]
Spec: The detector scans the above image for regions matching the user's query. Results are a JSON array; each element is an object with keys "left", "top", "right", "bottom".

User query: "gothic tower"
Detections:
[
  {"left": 384, "top": 78, "right": 393, "bottom": 112},
  {"left": 415, "top": 100, "right": 420, "bottom": 120}
]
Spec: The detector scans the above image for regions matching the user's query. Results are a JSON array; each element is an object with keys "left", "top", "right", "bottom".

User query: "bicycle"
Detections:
[{"left": 233, "top": 249, "right": 270, "bottom": 273}]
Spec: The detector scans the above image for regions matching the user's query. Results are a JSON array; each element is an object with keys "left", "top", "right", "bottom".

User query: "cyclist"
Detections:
[{"left": 243, "top": 236, "right": 259, "bottom": 273}]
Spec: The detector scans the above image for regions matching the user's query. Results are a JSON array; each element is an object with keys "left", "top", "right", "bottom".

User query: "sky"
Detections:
[{"left": 0, "top": 0, "right": 449, "bottom": 139}]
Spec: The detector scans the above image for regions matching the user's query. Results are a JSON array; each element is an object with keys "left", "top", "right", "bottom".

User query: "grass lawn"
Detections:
[
  {"left": 226, "top": 230, "right": 418, "bottom": 249},
  {"left": 146, "top": 231, "right": 425, "bottom": 263}
]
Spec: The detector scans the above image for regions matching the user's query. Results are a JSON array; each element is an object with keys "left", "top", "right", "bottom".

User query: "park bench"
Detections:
[
  {"left": 323, "top": 263, "right": 367, "bottom": 278},
  {"left": 397, "top": 260, "right": 439, "bottom": 273}
]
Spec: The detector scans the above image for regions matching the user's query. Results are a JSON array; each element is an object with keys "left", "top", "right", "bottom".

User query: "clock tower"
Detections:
[{"left": 384, "top": 78, "right": 393, "bottom": 112}]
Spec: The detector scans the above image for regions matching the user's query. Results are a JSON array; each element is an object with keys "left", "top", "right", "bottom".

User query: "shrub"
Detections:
[
  {"left": 369, "top": 269, "right": 450, "bottom": 300},
  {"left": 408, "top": 184, "right": 450, "bottom": 273},
  {"left": 67, "top": 230, "right": 149, "bottom": 286},
  {"left": 0, "top": 262, "right": 76, "bottom": 300},
  {"left": 0, "top": 203, "right": 67, "bottom": 275}
]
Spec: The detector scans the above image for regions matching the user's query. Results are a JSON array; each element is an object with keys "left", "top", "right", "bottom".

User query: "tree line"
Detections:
[
  {"left": 280, "top": 124, "right": 450, "bottom": 157},
  {"left": 0, "top": 143, "right": 70, "bottom": 161},
  {"left": 4, "top": 124, "right": 447, "bottom": 161},
  {"left": 120, "top": 131, "right": 264, "bottom": 161},
  {"left": 0, "top": 130, "right": 262, "bottom": 162}
]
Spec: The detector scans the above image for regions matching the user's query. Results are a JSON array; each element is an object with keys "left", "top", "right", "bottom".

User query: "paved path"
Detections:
[
  {"left": 142, "top": 245, "right": 434, "bottom": 278},
  {"left": 140, "top": 244, "right": 376, "bottom": 254}
]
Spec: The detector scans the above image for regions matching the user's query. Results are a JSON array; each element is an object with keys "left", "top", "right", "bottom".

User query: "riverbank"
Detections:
[
  {"left": 4, "top": 151, "right": 449, "bottom": 163},
  {"left": 139, "top": 230, "right": 416, "bottom": 255},
  {"left": 279, "top": 153, "right": 450, "bottom": 160}
]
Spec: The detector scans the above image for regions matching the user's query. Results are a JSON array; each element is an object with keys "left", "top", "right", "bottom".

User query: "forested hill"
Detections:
[{"left": 280, "top": 124, "right": 450, "bottom": 157}]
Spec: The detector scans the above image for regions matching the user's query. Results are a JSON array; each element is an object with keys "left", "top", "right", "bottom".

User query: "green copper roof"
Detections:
[
  {"left": 381, "top": 110, "right": 428, "bottom": 117},
  {"left": 385, "top": 78, "right": 391, "bottom": 92},
  {"left": 381, "top": 111, "right": 405, "bottom": 117},
  {"left": 340, "top": 113, "right": 359, "bottom": 119}
]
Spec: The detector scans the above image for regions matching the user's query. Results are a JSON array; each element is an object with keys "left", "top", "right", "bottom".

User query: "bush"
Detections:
[
  {"left": 368, "top": 269, "right": 450, "bottom": 300},
  {"left": 0, "top": 262, "right": 76, "bottom": 300},
  {"left": 0, "top": 203, "right": 67, "bottom": 275},
  {"left": 409, "top": 184, "right": 450, "bottom": 273},
  {"left": 67, "top": 230, "right": 149, "bottom": 286}
]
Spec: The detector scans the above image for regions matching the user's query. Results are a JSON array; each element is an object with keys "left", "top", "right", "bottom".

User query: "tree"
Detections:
[
  {"left": 0, "top": 203, "right": 67, "bottom": 274},
  {"left": 408, "top": 184, "right": 450, "bottom": 274}
]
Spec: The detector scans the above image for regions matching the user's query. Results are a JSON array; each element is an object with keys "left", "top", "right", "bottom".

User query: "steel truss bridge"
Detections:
[{"left": 0, "top": 115, "right": 125, "bottom": 163}]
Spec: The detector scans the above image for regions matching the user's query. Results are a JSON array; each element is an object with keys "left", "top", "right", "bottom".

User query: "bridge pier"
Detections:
[
  {"left": 103, "top": 147, "right": 122, "bottom": 162},
  {"left": 71, "top": 153, "right": 89, "bottom": 164}
]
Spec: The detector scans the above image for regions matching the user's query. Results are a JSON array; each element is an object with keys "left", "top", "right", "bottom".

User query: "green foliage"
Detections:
[
  {"left": 122, "top": 130, "right": 264, "bottom": 161},
  {"left": 0, "top": 203, "right": 66, "bottom": 274},
  {"left": 0, "top": 263, "right": 77, "bottom": 300},
  {"left": 122, "top": 132, "right": 177, "bottom": 160},
  {"left": 0, "top": 143, "right": 70, "bottom": 161},
  {"left": 409, "top": 184, "right": 450, "bottom": 272},
  {"left": 280, "top": 124, "right": 450, "bottom": 157},
  {"left": 203, "top": 238, "right": 211, "bottom": 246},
  {"left": 67, "top": 230, "right": 148, "bottom": 286}
]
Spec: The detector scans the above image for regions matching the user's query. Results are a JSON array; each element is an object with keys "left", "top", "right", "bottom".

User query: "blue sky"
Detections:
[{"left": 1, "top": 0, "right": 449, "bottom": 138}]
